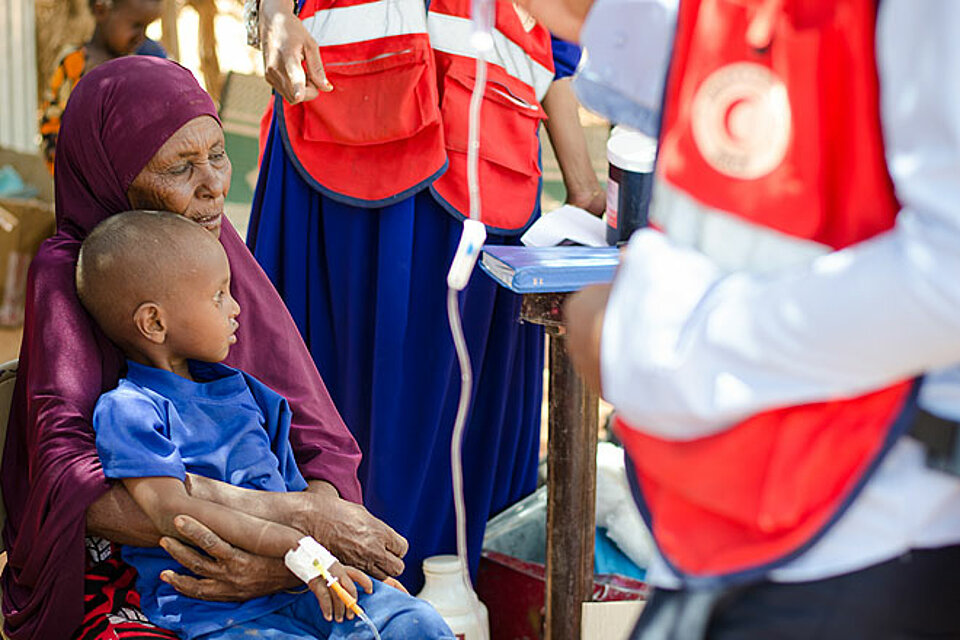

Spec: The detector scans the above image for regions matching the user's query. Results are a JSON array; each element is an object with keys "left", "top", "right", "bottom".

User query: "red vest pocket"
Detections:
[
  {"left": 441, "top": 63, "right": 543, "bottom": 174},
  {"left": 302, "top": 37, "right": 439, "bottom": 146},
  {"left": 433, "top": 60, "right": 545, "bottom": 230}
]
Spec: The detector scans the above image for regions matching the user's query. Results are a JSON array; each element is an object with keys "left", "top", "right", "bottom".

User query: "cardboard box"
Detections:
[
  {"left": 0, "top": 148, "right": 56, "bottom": 327},
  {"left": 581, "top": 601, "right": 645, "bottom": 639},
  {"left": 0, "top": 199, "right": 55, "bottom": 326}
]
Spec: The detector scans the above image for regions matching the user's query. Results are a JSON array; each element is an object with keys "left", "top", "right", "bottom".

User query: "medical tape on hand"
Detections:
[{"left": 284, "top": 536, "right": 338, "bottom": 586}]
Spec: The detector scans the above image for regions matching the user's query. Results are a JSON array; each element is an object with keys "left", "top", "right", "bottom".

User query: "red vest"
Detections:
[
  {"left": 281, "top": 0, "right": 447, "bottom": 206},
  {"left": 616, "top": 0, "right": 916, "bottom": 583},
  {"left": 427, "top": 0, "right": 554, "bottom": 231},
  {"left": 279, "top": 0, "right": 553, "bottom": 229}
]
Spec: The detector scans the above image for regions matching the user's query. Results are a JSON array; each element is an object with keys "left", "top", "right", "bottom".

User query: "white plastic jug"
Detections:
[{"left": 417, "top": 555, "right": 490, "bottom": 640}]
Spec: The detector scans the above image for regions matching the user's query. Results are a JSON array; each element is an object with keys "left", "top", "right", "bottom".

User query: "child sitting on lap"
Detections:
[{"left": 76, "top": 210, "right": 453, "bottom": 640}]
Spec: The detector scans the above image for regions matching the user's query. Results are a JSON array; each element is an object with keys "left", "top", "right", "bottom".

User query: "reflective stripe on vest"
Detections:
[
  {"left": 427, "top": 11, "right": 554, "bottom": 101},
  {"left": 616, "top": 0, "right": 917, "bottom": 585},
  {"left": 302, "top": 0, "right": 427, "bottom": 47},
  {"left": 649, "top": 177, "right": 830, "bottom": 274}
]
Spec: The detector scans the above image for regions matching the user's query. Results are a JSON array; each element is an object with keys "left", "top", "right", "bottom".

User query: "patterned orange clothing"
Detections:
[{"left": 39, "top": 46, "right": 87, "bottom": 174}]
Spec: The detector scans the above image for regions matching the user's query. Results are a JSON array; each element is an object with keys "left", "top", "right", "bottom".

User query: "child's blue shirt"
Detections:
[{"left": 93, "top": 359, "right": 308, "bottom": 639}]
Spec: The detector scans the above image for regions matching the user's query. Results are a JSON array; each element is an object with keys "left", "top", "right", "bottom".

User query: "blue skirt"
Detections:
[{"left": 248, "top": 121, "right": 544, "bottom": 591}]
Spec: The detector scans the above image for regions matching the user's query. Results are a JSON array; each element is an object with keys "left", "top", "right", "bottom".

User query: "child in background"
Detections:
[
  {"left": 76, "top": 210, "right": 453, "bottom": 640},
  {"left": 40, "top": 0, "right": 164, "bottom": 173}
]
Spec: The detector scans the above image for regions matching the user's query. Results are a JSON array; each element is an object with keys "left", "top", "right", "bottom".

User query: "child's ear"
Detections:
[{"left": 133, "top": 302, "right": 167, "bottom": 344}]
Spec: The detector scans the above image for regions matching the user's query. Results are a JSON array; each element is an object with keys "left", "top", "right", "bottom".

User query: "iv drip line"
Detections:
[{"left": 444, "top": 3, "right": 495, "bottom": 634}]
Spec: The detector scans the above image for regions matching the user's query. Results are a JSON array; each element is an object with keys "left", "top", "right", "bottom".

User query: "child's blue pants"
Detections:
[{"left": 195, "top": 580, "right": 454, "bottom": 639}]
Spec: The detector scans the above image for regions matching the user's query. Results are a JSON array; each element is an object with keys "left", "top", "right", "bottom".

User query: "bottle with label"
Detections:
[
  {"left": 605, "top": 126, "right": 657, "bottom": 245},
  {"left": 416, "top": 555, "right": 490, "bottom": 640}
]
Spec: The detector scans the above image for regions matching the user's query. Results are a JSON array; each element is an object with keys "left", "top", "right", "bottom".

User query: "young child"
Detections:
[
  {"left": 76, "top": 210, "right": 453, "bottom": 640},
  {"left": 40, "top": 0, "right": 164, "bottom": 172}
]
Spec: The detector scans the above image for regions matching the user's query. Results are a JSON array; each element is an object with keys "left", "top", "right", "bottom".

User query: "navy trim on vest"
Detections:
[
  {"left": 275, "top": 95, "right": 448, "bottom": 209},
  {"left": 625, "top": 378, "right": 923, "bottom": 588}
]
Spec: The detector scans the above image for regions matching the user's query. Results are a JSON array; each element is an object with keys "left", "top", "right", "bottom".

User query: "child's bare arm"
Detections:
[
  {"left": 124, "top": 476, "right": 370, "bottom": 622},
  {"left": 185, "top": 473, "right": 307, "bottom": 526},
  {"left": 186, "top": 474, "right": 408, "bottom": 580},
  {"left": 123, "top": 476, "right": 302, "bottom": 558}
]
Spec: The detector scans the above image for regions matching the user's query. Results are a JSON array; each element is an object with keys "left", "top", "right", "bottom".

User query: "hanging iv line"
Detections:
[{"left": 442, "top": 0, "right": 496, "bottom": 635}]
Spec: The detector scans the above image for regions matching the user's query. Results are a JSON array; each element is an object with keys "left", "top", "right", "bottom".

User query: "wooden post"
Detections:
[
  {"left": 188, "top": 0, "right": 222, "bottom": 103},
  {"left": 160, "top": 0, "right": 180, "bottom": 61},
  {"left": 545, "top": 332, "right": 598, "bottom": 640}
]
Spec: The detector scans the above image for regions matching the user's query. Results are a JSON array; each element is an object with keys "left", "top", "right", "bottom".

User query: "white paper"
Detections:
[{"left": 521, "top": 205, "right": 608, "bottom": 247}]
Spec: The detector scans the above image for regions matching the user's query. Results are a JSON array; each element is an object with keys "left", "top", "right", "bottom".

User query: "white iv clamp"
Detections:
[{"left": 446, "top": 219, "right": 487, "bottom": 291}]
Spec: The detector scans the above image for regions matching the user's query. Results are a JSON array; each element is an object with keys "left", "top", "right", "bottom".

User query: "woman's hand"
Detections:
[
  {"left": 182, "top": 475, "right": 406, "bottom": 579},
  {"left": 298, "top": 491, "right": 409, "bottom": 580},
  {"left": 260, "top": 0, "right": 332, "bottom": 103},
  {"left": 158, "top": 515, "right": 299, "bottom": 601}
]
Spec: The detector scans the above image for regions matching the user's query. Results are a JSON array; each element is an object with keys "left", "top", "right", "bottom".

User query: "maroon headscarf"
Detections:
[{"left": 0, "top": 57, "right": 361, "bottom": 640}]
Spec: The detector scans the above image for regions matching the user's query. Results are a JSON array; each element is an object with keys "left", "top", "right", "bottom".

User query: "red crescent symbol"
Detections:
[{"left": 723, "top": 97, "right": 750, "bottom": 143}]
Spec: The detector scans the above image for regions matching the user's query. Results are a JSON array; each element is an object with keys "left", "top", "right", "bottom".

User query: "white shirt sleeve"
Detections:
[{"left": 600, "top": 0, "right": 960, "bottom": 440}]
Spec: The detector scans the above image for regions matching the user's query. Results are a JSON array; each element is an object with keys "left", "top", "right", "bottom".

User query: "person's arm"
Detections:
[
  {"left": 568, "top": 0, "right": 960, "bottom": 440},
  {"left": 516, "top": 0, "right": 592, "bottom": 42},
  {"left": 125, "top": 475, "right": 370, "bottom": 622},
  {"left": 257, "top": 0, "right": 331, "bottom": 103},
  {"left": 564, "top": 282, "right": 611, "bottom": 395},
  {"left": 185, "top": 474, "right": 408, "bottom": 579},
  {"left": 86, "top": 484, "right": 164, "bottom": 546},
  {"left": 542, "top": 77, "right": 605, "bottom": 216},
  {"left": 124, "top": 476, "right": 301, "bottom": 557}
]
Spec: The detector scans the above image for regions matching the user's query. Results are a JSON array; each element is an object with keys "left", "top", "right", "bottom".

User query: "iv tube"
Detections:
[
  {"left": 470, "top": 0, "right": 496, "bottom": 54},
  {"left": 444, "top": 0, "right": 495, "bottom": 635}
]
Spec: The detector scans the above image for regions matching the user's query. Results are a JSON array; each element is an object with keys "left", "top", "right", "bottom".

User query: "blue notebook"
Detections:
[{"left": 479, "top": 245, "right": 620, "bottom": 293}]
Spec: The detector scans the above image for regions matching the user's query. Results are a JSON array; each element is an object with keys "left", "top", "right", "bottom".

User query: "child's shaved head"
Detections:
[{"left": 76, "top": 210, "right": 222, "bottom": 347}]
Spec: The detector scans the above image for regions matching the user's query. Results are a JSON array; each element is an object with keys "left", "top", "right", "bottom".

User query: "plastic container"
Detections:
[
  {"left": 417, "top": 555, "right": 490, "bottom": 640},
  {"left": 605, "top": 126, "right": 657, "bottom": 245},
  {"left": 478, "top": 484, "right": 648, "bottom": 639}
]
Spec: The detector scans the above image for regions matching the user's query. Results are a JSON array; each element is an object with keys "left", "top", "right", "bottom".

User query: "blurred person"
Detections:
[
  {"left": 244, "top": 0, "right": 602, "bottom": 592},
  {"left": 559, "top": 0, "right": 960, "bottom": 637},
  {"left": 39, "top": 0, "right": 164, "bottom": 173},
  {"left": 4, "top": 57, "right": 404, "bottom": 640}
]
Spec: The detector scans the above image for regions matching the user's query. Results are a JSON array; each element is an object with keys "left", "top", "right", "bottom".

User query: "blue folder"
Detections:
[{"left": 479, "top": 245, "right": 620, "bottom": 294}]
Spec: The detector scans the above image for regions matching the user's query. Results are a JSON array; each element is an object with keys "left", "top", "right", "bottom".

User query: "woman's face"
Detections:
[{"left": 127, "top": 115, "right": 232, "bottom": 238}]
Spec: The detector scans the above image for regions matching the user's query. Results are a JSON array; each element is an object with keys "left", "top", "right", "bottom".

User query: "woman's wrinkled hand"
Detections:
[
  {"left": 260, "top": 0, "right": 332, "bottom": 104},
  {"left": 158, "top": 515, "right": 298, "bottom": 601},
  {"left": 299, "top": 493, "right": 409, "bottom": 580}
]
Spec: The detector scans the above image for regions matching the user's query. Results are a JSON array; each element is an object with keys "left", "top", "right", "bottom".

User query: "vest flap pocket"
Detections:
[
  {"left": 441, "top": 63, "right": 544, "bottom": 176},
  {"left": 302, "top": 42, "right": 438, "bottom": 146}
]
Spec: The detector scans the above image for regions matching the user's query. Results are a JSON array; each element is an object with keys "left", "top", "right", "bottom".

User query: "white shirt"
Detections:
[{"left": 599, "top": 1, "right": 960, "bottom": 585}]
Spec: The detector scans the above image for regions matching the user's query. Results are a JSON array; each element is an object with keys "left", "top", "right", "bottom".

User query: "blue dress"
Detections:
[{"left": 248, "top": 40, "right": 581, "bottom": 591}]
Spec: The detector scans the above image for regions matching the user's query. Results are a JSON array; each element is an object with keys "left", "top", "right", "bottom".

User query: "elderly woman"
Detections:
[{"left": 0, "top": 57, "right": 418, "bottom": 640}]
